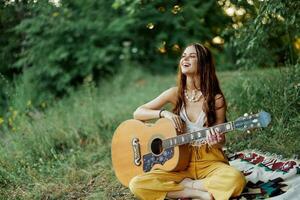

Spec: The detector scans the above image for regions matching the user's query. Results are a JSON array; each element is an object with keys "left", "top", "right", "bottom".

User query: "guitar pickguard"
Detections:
[{"left": 143, "top": 148, "right": 174, "bottom": 172}]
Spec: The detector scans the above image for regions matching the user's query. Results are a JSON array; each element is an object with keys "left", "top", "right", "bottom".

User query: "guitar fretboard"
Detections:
[{"left": 162, "top": 122, "right": 234, "bottom": 149}]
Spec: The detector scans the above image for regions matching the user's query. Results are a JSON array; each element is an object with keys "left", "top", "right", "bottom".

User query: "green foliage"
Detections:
[
  {"left": 0, "top": 0, "right": 32, "bottom": 77},
  {"left": 0, "top": 0, "right": 232, "bottom": 98},
  {"left": 0, "top": 68, "right": 54, "bottom": 134},
  {"left": 113, "top": 0, "right": 231, "bottom": 71},
  {"left": 227, "top": 0, "right": 300, "bottom": 68},
  {"left": 13, "top": 0, "right": 125, "bottom": 95},
  {"left": 1, "top": 0, "right": 299, "bottom": 99}
]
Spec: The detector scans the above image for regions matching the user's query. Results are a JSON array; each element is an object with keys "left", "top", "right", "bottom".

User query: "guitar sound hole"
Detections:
[{"left": 151, "top": 138, "right": 163, "bottom": 155}]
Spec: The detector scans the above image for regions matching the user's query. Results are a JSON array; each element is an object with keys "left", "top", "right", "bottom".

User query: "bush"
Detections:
[{"left": 226, "top": 0, "right": 300, "bottom": 68}]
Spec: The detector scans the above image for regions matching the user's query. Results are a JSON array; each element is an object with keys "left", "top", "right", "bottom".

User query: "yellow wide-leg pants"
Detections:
[{"left": 129, "top": 146, "right": 246, "bottom": 200}]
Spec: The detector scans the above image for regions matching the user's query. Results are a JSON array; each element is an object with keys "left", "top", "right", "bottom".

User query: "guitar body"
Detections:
[
  {"left": 111, "top": 118, "right": 190, "bottom": 187},
  {"left": 111, "top": 111, "right": 271, "bottom": 187}
]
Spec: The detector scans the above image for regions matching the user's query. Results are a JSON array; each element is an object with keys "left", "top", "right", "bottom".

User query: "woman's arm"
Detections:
[{"left": 133, "top": 87, "right": 177, "bottom": 121}]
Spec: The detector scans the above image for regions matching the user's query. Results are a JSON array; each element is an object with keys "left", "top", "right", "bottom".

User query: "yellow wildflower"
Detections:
[
  {"left": 8, "top": 117, "right": 13, "bottom": 126},
  {"left": 41, "top": 102, "right": 47, "bottom": 108},
  {"left": 13, "top": 110, "right": 18, "bottom": 118},
  {"left": 27, "top": 100, "right": 32, "bottom": 107},
  {"left": 52, "top": 12, "right": 59, "bottom": 17}
]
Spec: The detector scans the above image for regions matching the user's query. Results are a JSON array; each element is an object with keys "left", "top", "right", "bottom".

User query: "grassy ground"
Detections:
[{"left": 0, "top": 65, "right": 299, "bottom": 199}]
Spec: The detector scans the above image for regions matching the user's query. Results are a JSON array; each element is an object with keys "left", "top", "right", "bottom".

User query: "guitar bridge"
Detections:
[{"left": 132, "top": 138, "right": 141, "bottom": 166}]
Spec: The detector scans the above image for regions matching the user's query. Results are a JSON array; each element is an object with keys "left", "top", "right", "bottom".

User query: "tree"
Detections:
[
  {"left": 224, "top": 0, "right": 300, "bottom": 68},
  {"left": 113, "top": 0, "right": 231, "bottom": 71}
]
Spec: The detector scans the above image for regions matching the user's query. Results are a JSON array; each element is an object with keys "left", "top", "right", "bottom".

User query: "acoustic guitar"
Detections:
[{"left": 111, "top": 111, "right": 271, "bottom": 187}]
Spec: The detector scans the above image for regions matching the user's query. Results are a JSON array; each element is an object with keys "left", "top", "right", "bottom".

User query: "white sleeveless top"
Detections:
[
  {"left": 179, "top": 105, "right": 206, "bottom": 131},
  {"left": 179, "top": 105, "right": 207, "bottom": 146}
]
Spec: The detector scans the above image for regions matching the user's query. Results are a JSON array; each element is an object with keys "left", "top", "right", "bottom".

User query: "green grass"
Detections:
[{"left": 0, "top": 65, "right": 299, "bottom": 199}]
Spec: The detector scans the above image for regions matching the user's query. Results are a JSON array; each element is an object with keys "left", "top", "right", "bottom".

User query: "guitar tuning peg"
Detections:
[{"left": 244, "top": 113, "right": 249, "bottom": 117}]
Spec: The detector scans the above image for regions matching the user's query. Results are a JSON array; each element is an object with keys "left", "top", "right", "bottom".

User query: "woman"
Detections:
[{"left": 129, "top": 43, "right": 246, "bottom": 200}]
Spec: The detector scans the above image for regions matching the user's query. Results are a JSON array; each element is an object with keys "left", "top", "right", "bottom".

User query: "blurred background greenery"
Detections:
[
  {"left": 1, "top": 0, "right": 299, "bottom": 100},
  {"left": 0, "top": 0, "right": 299, "bottom": 199}
]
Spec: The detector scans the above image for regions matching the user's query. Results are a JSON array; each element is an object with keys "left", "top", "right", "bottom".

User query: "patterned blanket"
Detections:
[{"left": 229, "top": 151, "right": 300, "bottom": 200}]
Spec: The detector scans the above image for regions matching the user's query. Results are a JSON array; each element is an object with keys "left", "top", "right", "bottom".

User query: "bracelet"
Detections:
[{"left": 159, "top": 108, "right": 166, "bottom": 118}]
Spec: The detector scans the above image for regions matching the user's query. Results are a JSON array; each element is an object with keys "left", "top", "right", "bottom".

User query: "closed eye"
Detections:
[{"left": 181, "top": 53, "right": 196, "bottom": 57}]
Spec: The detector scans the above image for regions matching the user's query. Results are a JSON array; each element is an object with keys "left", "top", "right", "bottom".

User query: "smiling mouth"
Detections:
[{"left": 182, "top": 63, "right": 191, "bottom": 67}]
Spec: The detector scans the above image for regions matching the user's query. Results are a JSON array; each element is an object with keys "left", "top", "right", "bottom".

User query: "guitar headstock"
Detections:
[{"left": 233, "top": 111, "right": 271, "bottom": 131}]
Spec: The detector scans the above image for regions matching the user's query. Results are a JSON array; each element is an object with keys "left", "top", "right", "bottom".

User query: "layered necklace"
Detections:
[{"left": 184, "top": 89, "right": 202, "bottom": 102}]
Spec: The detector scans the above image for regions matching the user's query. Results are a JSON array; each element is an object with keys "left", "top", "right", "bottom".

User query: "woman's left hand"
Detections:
[{"left": 206, "top": 127, "right": 225, "bottom": 147}]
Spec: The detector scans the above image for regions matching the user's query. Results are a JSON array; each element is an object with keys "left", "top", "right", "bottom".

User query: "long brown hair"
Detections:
[{"left": 172, "top": 43, "right": 226, "bottom": 126}]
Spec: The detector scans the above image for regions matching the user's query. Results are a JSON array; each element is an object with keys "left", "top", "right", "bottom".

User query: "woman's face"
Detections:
[{"left": 180, "top": 45, "right": 198, "bottom": 76}]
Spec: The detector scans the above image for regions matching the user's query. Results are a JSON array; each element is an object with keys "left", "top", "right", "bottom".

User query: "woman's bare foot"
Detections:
[
  {"left": 180, "top": 178, "right": 206, "bottom": 191},
  {"left": 167, "top": 187, "right": 211, "bottom": 200},
  {"left": 191, "top": 180, "right": 206, "bottom": 191},
  {"left": 180, "top": 178, "right": 194, "bottom": 188}
]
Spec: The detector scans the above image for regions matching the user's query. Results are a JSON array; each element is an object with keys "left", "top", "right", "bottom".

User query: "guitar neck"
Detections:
[{"left": 162, "top": 121, "right": 235, "bottom": 149}]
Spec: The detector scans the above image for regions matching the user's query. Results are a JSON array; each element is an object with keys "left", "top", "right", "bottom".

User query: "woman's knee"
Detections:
[
  {"left": 129, "top": 176, "right": 140, "bottom": 194},
  {"left": 229, "top": 169, "right": 247, "bottom": 196}
]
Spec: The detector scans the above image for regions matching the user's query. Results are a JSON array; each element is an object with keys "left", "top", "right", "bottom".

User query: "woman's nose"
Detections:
[{"left": 183, "top": 56, "right": 190, "bottom": 61}]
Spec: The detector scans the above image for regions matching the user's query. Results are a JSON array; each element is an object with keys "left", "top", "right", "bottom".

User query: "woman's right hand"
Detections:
[{"left": 161, "top": 110, "right": 184, "bottom": 133}]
